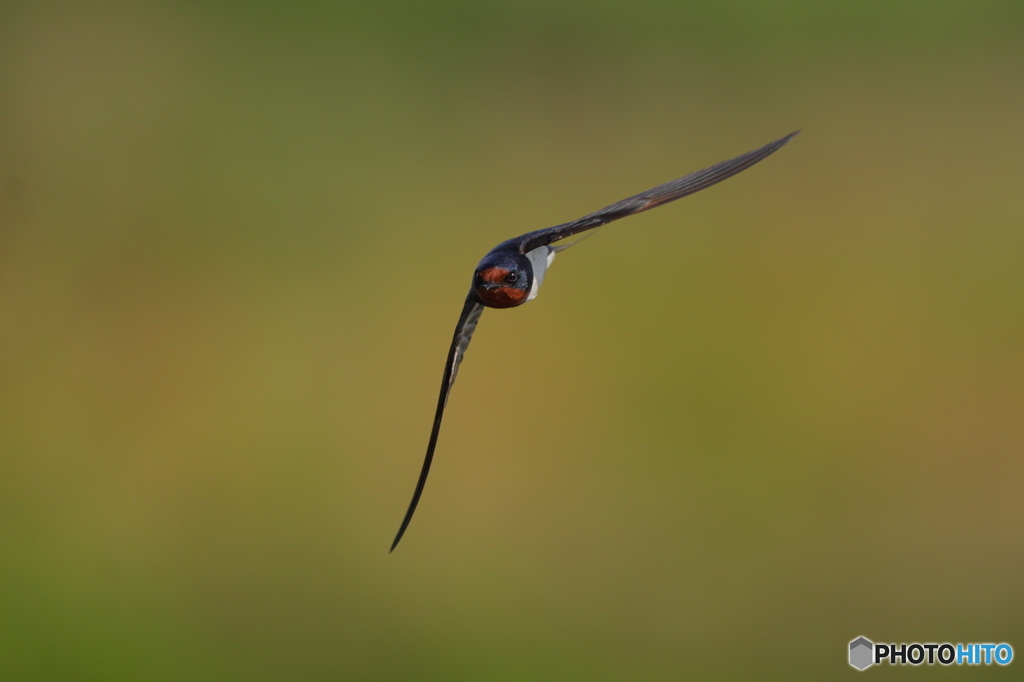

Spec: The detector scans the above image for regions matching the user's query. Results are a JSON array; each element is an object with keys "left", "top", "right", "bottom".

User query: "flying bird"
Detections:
[{"left": 391, "top": 131, "right": 799, "bottom": 551}]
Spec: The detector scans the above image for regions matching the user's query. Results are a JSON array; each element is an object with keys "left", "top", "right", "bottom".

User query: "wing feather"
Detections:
[
  {"left": 517, "top": 131, "right": 799, "bottom": 252},
  {"left": 391, "top": 294, "right": 484, "bottom": 551}
]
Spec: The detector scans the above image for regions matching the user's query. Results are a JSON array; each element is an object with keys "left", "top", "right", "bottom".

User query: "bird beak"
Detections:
[{"left": 478, "top": 282, "right": 502, "bottom": 291}]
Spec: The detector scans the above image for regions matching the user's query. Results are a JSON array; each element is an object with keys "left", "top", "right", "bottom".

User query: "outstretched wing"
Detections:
[
  {"left": 516, "top": 131, "right": 799, "bottom": 253},
  {"left": 391, "top": 294, "right": 485, "bottom": 552}
]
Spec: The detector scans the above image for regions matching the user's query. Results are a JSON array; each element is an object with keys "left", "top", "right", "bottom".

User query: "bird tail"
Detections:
[{"left": 550, "top": 231, "right": 596, "bottom": 253}]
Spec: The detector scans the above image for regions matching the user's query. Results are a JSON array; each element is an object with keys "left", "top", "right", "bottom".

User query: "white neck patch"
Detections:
[{"left": 526, "top": 246, "right": 556, "bottom": 302}]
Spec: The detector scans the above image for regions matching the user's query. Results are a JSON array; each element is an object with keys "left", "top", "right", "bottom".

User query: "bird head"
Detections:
[{"left": 473, "top": 251, "right": 533, "bottom": 308}]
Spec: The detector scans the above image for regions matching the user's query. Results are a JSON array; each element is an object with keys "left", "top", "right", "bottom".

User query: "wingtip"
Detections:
[{"left": 765, "top": 130, "right": 800, "bottom": 154}]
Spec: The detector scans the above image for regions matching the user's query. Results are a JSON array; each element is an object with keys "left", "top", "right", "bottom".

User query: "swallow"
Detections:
[{"left": 391, "top": 130, "right": 799, "bottom": 551}]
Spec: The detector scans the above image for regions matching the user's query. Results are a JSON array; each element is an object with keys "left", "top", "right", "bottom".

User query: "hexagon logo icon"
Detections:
[{"left": 849, "top": 637, "right": 874, "bottom": 670}]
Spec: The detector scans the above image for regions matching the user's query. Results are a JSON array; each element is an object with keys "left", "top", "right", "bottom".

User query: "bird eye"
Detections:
[{"left": 506, "top": 271, "right": 519, "bottom": 284}]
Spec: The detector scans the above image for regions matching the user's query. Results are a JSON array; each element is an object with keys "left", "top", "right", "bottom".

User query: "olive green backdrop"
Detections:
[{"left": 1, "top": 1, "right": 1022, "bottom": 680}]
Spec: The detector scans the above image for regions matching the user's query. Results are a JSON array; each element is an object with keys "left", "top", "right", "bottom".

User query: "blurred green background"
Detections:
[{"left": 1, "top": 1, "right": 1023, "bottom": 679}]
